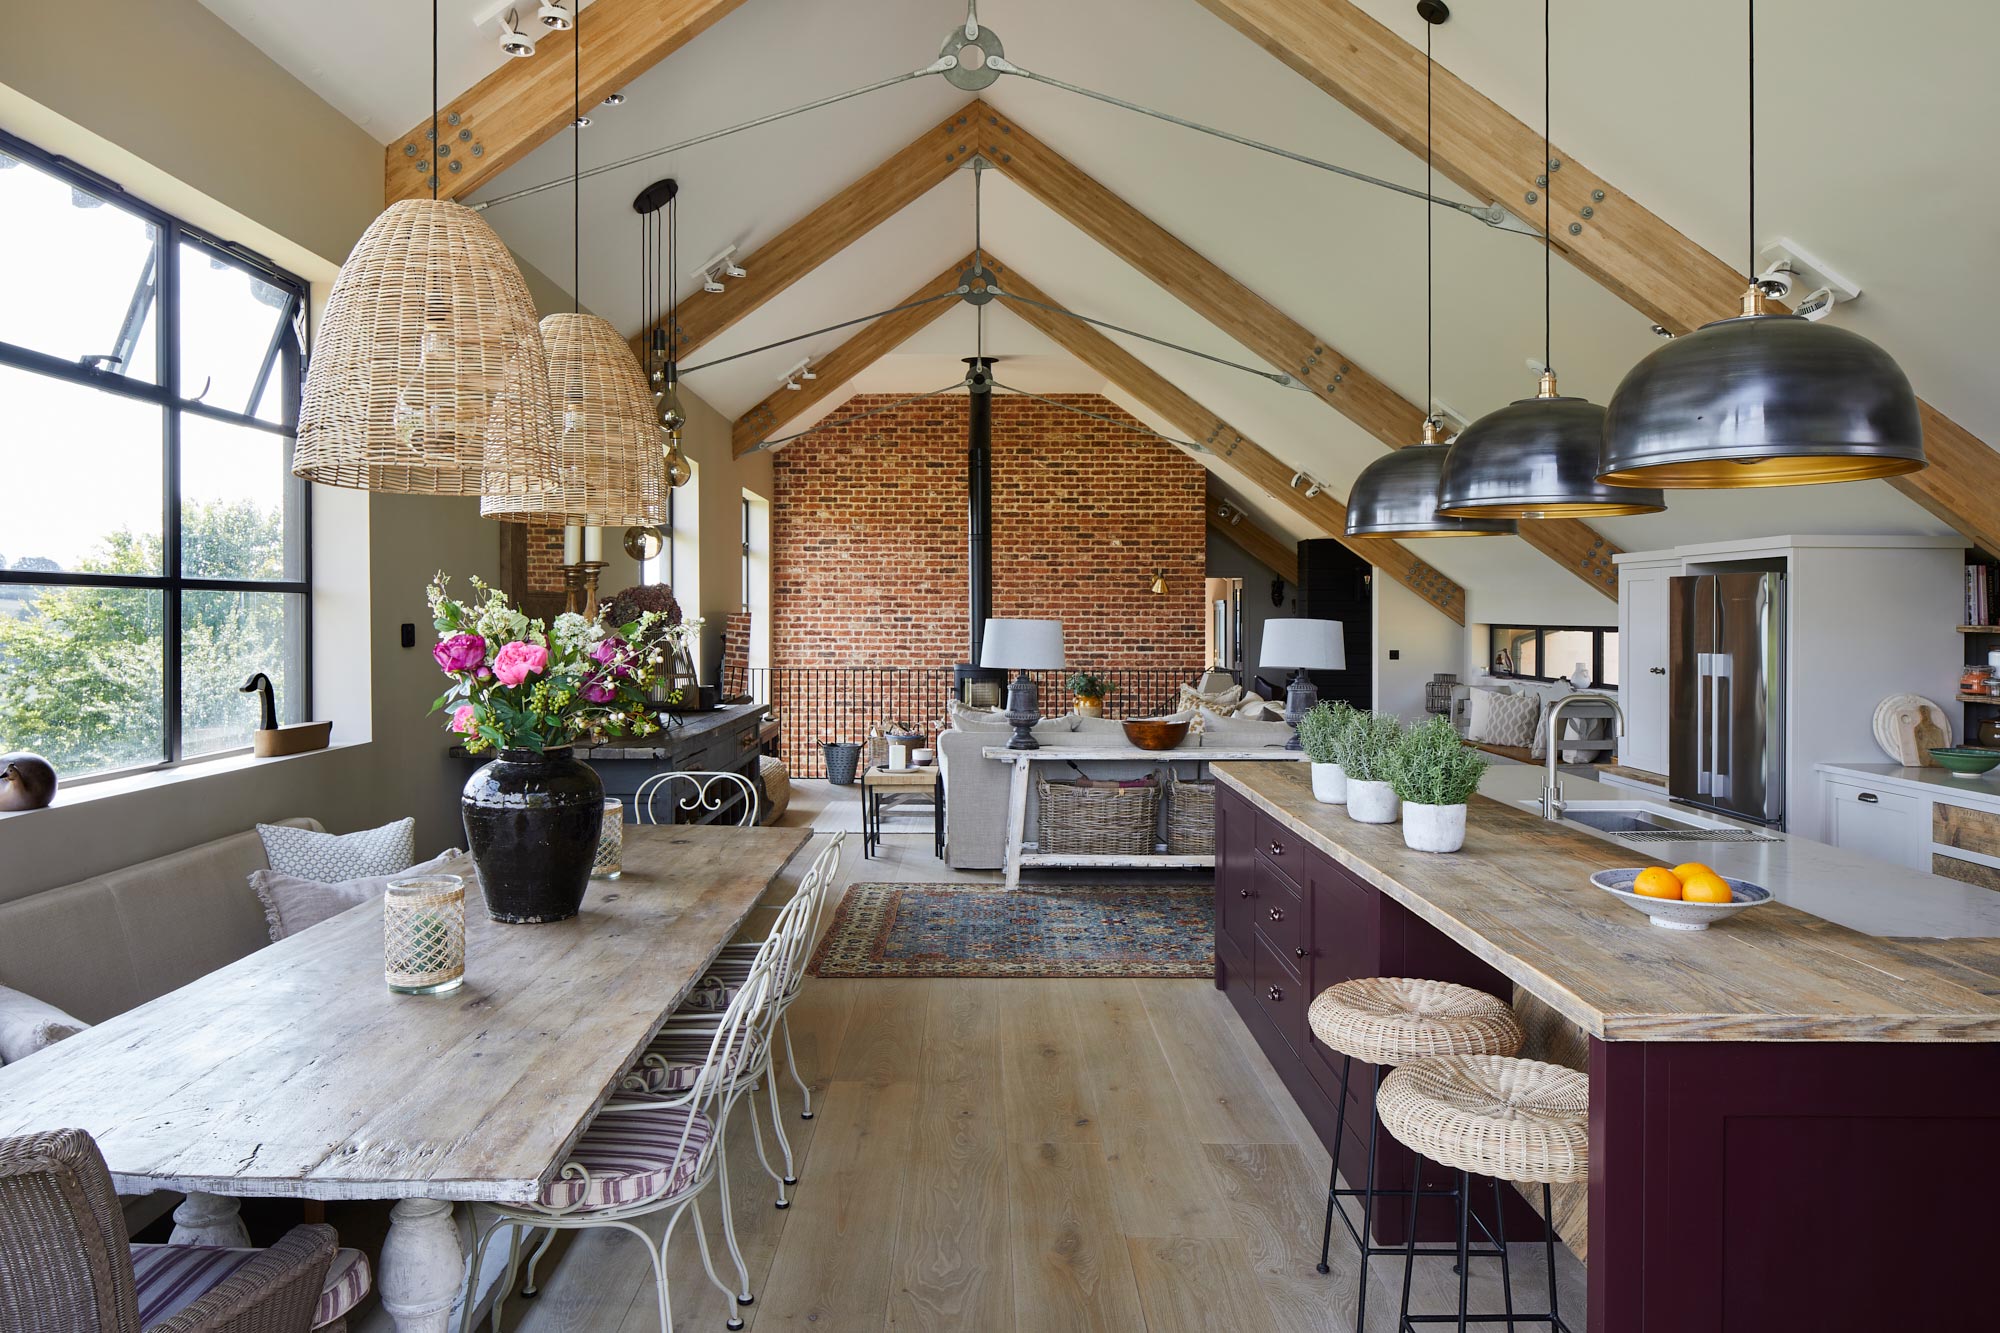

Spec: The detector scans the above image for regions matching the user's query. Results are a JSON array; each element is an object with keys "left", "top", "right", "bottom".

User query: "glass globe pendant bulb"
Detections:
[
  {"left": 660, "top": 378, "right": 688, "bottom": 432},
  {"left": 1439, "top": 371, "right": 1666, "bottom": 518},
  {"left": 663, "top": 433, "right": 692, "bottom": 488}
]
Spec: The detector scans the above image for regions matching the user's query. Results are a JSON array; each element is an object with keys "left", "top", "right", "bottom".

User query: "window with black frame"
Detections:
[
  {"left": 0, "top": 132, "right": 310, "bottom": 782},
  {"left": 1489, "top": 624, "right": 1619, "bottom": 688}
]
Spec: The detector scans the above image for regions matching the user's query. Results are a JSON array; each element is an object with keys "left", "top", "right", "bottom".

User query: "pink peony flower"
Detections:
[
  {"left": 433, "top": 632, "right": 486, "bottom": 675},
  {"left": 589, "top": 635, "right": 634, "bottom": 679},
  {"left": 491, "top": 640, "right": 549, "bottom": 687},
  {"left": 580, "top": 676, "right": 618, "bottom": 704},
  {"left": 450, "top": 704, "right": 478, "bottom": 734}
]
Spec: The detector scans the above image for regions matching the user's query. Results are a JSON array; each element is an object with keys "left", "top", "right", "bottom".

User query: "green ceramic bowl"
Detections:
[{"left": 1927, "top": 747, "right": 2000, "bottom": 778}]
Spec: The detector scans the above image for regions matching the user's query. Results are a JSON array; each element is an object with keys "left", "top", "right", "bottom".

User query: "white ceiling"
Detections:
[{"left": 200, "top": 0, "right": 1994, "bottom": 618}]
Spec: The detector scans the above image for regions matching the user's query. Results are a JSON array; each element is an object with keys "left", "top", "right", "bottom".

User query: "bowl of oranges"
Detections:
[{"left": 1590, "top": 862, "right": 1771, "bottom": 931}]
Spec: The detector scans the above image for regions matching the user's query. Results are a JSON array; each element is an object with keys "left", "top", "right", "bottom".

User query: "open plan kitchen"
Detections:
[{"left": 5, "top": 2, "right": 2000, "bottom": 1331}]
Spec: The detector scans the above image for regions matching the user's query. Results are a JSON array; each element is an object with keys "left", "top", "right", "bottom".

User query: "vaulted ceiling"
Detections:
[{"left": 198, "top": 0, "right": 2000, "bottom": 624}]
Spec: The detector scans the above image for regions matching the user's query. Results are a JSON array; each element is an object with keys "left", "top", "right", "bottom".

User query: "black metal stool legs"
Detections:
[{"left": 1391, "top": 1155, "right": 1567, "bottom": 1332}]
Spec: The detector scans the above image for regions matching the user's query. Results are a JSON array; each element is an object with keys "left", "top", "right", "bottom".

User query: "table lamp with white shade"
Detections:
[
  {"left": 1259, "top": 618, "right": 1347, "bottom": 749},
  {"left": 979, "top": 618, "right": 1066, "bottom": 750}
]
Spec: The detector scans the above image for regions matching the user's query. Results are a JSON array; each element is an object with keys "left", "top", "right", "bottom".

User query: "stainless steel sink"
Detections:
[
  {"left": 1562, "top": 808, "right": 1708, "bottom": 835},
  {"left": 1512, "top": 799, "right": 1782, "bottom": 845}
]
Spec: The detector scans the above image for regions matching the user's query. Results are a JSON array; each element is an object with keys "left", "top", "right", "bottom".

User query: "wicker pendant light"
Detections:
[
  {"left": 482, "top": 11, "right": 665, "bottom": 525},
  {"left": 1347, "top": 5, "right": 1515, "bottom": 541},
  {"left": 1597, "top": 0, "right": 1923, "bottom": 489},
  {"left": 294, "top": 3, "right": 555, "bottom": 495},
  {"left": 1440, "top": 0, "right": 1664, "bottom": 520}
]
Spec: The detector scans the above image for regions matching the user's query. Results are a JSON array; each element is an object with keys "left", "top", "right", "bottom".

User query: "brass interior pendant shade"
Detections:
[
  {"left": 481, "top": 312, "right": 668, "bottom": 524},
  {"left": 1440, "top": 372, "right": 1665, "bottom": 517},
  {"left": 294, "top": 199, "right": 558, "bottom": 495},
  {"left": 1599, "top": 289, "right": 1924, "bottom": 487},
  {"left": 1347, "top": 420, "right": 1518, "bottom": 538}
]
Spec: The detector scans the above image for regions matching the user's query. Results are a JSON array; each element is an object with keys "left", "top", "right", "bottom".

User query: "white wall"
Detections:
[
  {"left": 1205, "top": 532, "right": 1293, "bottom": 688},
  {"left": 1373, "top": 575, "right": 1467, "bottom": 722}
]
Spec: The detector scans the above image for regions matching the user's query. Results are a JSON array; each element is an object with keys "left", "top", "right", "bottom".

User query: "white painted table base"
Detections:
[{"left": 982, "top": 744, "right": 1303, "bottom": 889}]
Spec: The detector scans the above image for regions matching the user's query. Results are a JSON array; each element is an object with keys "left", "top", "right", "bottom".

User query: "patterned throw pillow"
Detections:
[
  {"left": 250, "top": 849, "right": 463, "bottom": 942},
  {"left": 1479, "top": 691, "right": 1544, "bottom": 748},
  {"left": 1177, "top": 683, "right": 1244, "bottom": 715},
  {"left": 257, "top": 818, "right": 416, "bottom": 882}
]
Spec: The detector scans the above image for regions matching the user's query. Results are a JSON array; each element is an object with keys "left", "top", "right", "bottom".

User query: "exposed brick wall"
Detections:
[
  {"left": 522, "top": 522, "right": 566, "bottom": 595},
  {"left": 771, "top": 393, "right": 1206, "bottom": 672}
]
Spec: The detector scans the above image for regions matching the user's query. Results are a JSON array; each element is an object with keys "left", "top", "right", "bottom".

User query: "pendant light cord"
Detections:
[
  {"left": 1424, "top": 20, "right": 1434, "bottom": 425},
  {"left": 431, "top": 0, "right": 438, "bottom": 201},
  {"left": 573, "top": 15, "right": 580, "bottom": 313},
  {"left": 1747, "top": 0, "right": 1756, "bottom": 283},
  {"left": 1543, "top": 0, "right": 1552, "bottom": 375}
]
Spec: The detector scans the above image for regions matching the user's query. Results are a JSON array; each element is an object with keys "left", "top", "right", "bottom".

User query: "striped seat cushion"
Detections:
[
  {"left": 541, "top": 1104, "right": 713, "bottom": 1211},
  {"left": 678, "top": 953, "right": 758, "bottom": 1014},
  {"left": 132, "top": 1242, "right": 370, "bottom": 1328},
  {"left": 624, "top": 1026, "right": 752, "bottom": 1095}
]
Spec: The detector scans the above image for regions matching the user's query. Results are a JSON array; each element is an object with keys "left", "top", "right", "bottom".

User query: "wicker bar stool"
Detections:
[
  {"left": 1306, "top": 977, "right": 1523, "bottom": 1332},
  {"left": 1375, "top": 1054, "right": 1588, "bottom": 1332}
]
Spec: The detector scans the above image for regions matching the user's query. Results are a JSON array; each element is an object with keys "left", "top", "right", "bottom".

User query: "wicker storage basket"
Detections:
[
  {"left": 1037, "top": 778, "right": 1159, "bottom": 856},
  {"left": 1166, "top": 775, "right": 1216, "bottom": 855}
]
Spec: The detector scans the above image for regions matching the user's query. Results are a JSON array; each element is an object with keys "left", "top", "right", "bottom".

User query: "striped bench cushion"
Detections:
[
  {"left": 132, "top": 1242, "right": 370, "bottom": 1328},
  {"left": 678, "top": 954, "right": 758, "bottom": 1014},
  {"left": 541, "top": 1104, "right": 713, "bottom": 1211},
  {"left": 624, "top": 1027, "right": 751, "bottom": 1095}
]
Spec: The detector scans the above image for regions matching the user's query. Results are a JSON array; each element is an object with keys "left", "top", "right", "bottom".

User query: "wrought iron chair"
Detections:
[
  {"left": 0, "top": 1128, "right": 368, "bottom": 1333},
  {"left": 634, "top": 770, "right": 760, "bottom": 828},
  {"left": 459, "top": 958, "right": 780, "bottom": 1333}
]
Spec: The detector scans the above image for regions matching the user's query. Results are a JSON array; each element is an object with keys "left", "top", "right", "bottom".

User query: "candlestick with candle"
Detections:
[
  {"left": 562, "top": 525, "right": 581, "bottom": 566},
  {"left": 583, "top": 527, "right": 603, "bottom": 563}
]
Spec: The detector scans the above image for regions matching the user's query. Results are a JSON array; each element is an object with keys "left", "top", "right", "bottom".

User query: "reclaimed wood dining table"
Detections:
[{"left": 0, "top": 823, "right": 810, "bottom": 1333}]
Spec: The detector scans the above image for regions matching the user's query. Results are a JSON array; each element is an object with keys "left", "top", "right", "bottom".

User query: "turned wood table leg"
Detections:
[
  {"left": 1003, "top": 758, "right": 1030, "bottom": 891},
  {"left": 380, "top": 1197, "right": 466, "bottom": 1333},
  {"left": 169, "top": 1191, "right": 250, "bottom": 1246}
]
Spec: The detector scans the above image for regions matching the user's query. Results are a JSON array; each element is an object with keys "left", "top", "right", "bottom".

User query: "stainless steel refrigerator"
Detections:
[{"left": 1668, "top": 572, "right": 1786, "bottom": 826}]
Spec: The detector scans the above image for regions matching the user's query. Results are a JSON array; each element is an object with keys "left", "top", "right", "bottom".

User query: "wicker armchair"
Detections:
[{"left": 0, "top": 1129, "right": 337, "bottom": 1333}]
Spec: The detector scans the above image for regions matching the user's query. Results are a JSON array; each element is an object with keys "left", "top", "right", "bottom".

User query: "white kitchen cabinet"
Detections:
[
  {"left": 1617, "top": 560, "right": 1676, "bottom": 775},
  {"left": 1822, "top": 779, "right": 1926, "bottom": 871}
]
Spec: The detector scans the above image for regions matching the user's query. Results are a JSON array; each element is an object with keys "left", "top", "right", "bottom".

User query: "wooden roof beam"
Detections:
[
  {"left": 1206, "top": 478, "right": 1300, "bottom": 586},
  {"left": 994, "top": 256, "right": 1468, "bottom": 624},
  {"left": 383, "top": 0, "right": 751, "bottom": 206},
  {"left": 1194, "top": 0, "right": 2000, "bottom": 555}
]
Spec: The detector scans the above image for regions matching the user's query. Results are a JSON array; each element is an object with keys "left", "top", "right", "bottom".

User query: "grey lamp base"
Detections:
[
  {"left": 1004, "top": 673, "right": 1041, "bottom": 750},
  {"left": 1282, "top": 670, "right": 1318, "bottom": 751}
]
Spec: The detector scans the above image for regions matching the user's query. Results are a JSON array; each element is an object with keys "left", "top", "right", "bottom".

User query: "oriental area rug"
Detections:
[{"left": 806, "top": 884, "right": 1214, "bottom": 979}]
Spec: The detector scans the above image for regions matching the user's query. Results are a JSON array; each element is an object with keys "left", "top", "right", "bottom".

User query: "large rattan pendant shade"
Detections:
[
  {"left": 481, "top": 312, "right": 668, "bottom": 525},
  {"left": 294, "top": 199, "right": 558, "bottom": 495}
]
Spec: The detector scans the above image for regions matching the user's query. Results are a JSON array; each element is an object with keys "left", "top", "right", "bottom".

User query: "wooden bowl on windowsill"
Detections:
[{"left": 1121, "top": 718, "right": 1191, "bottom": 751}]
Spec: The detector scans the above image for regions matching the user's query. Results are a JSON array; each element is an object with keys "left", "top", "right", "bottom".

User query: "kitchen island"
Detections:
[{"left": 1213, "top": 761, "right": 2000, "bottom": 1333}]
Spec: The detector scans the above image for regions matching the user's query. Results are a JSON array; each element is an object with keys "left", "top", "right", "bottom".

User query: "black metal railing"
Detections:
[{"left": 723, "top": 664, "right": 1206, "bottom": 777}]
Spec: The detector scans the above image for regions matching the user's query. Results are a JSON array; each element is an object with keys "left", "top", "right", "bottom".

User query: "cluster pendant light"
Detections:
[
  {"left": 635, "top": 176, "right": 692, "bottom": 491},
  {"left": 483, "top": 11, "right": 666, "bottom": 525},
  {"left": 1439, "top": 1, "right": 1664, "bottom": 521},
  {"left": 1597, "top": 0, "right": 1923, "bottom": 488},
  {"left": 1347, "top": 4, "right": 1515, "bottom": 541},
  {"left": 295, "top": 0, "right": 555, "bottom": 496}
]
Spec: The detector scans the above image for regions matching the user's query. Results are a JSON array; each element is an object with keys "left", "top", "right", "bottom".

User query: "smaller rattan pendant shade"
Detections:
[
  {"left": 294, "top": 199, "right": 557, "bottom": 495},
  {"left": 481, "top": 312, "right": 668, "bottom": 525}
]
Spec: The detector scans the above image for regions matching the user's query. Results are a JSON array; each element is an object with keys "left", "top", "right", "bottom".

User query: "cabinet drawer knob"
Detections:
[
  {"left": 1267, "top": 906, "right": 1284, "bottom": 922},
  {"left": 1238, "top": 888, "right": 1252, "bottom": 899},
  {"left": 1294, "top": 946, "right": 1307, "bottom": 959},
  {"left": 1266, "top": 986, "right": 1283, "bottom": 1002},
  {"left": 1858, "top": 792, "right": 1880, "bottom": 804},
  {"left": 1268, "top": 840, "right": 1284, "bottom": 856},
  {"left": 1649, "top": 666, "right": 1666, "bottom": 675}
]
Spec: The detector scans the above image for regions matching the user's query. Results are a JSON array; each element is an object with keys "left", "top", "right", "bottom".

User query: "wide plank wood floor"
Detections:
[{"left": 495, "top": 803, "right": 1589, "bottom": 1333}]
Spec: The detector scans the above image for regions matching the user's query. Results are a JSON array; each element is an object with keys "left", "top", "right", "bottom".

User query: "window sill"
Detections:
[{"left": 0, "top": 740, "right": 369, "bottom": 821}]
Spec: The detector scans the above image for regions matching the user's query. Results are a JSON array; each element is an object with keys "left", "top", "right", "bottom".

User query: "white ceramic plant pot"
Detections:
[
  {"left": 1402, "top": 801, "right": 1467, "bottom": 853},
  {"left": 1346, "top": 779, "right": 1400, "bottom": 824},
  {"left": 1310, "top": 762, "right": 1347, "bottom": 804}
]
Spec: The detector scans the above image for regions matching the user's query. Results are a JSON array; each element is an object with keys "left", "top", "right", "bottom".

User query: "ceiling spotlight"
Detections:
[
  {"left": 722, "top": 260, "right": 748, "bottom": 279},
  {"left": 602, "top": 92, "right": 626, "bottom": 106},
  {"left": 496, "top": 10, "right": 535, "bottom": 57},
  {"left": 572, "top": 115, "right": 592, "bottom": 128},
  {"left": 784, "top": 357, "right": 816, "bottom": 388},
  {"left": 800, "top": 366, "right": 816, "bottom": 381},
  {"left": 1230, "top": 511, "right": 1242, "bottom": 526},
  {"left": 784, "top": 377, "right": 802, "bottom": 392},
  {"left": 1304, "top": 482, "right": 1322, "bottom": 499},
  {"left": 1289, "top": 471, "right": 1306, "bottom": 489},
  {"left": 536, "top": 0, "right": 573, "bottom": 29},
  {"left": 702, "top": 275, "right": 726, "bottom": 294}
]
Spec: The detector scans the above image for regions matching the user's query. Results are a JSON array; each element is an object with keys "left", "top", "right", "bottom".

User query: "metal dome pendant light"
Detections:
[
  {"left": 295, "top": 0, "right": 556, "bottom": 495},
  {"left": 1347, "top": 3, "right": 1515, "bottom": 541},
  {"left": 1439, "top": 0, "right": 1664, "bottom": 520},
  {"left": 483, "top": 11, "right": 666, "bottom": 525},
  {"left": 1597, "top": 0, "right": 1923, "bottom": 488}
]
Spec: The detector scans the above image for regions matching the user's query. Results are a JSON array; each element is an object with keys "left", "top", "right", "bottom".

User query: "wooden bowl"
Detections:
[{"left": 1121, "top": 718, "right": 1191, "bottom": 751}]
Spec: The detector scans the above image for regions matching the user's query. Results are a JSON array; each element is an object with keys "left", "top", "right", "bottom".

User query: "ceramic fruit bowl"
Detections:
[
  {"left": 1590, "top": 868, "right": 1771, "bottom": 931},
  {"left": 1121, "top": 718, "right": 1191, "bottom": 751},
  {"left": 1926, "top": 747, "right": 2000, "bottom": 778}
]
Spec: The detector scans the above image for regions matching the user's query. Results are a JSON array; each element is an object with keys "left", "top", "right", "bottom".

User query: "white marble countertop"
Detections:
[
  {"left": 1816, "top": 761, "right": 2000, "bottom": 809},
  {"left": 1478, "top": 766, "right": 2000, "bottom": 939}
]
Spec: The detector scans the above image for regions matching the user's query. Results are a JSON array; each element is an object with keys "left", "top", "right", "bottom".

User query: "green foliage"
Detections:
[
  {"left": 1295, "top": 699, "right": 1355, "bottom": 765},
  {"left": 1387, "top": 714, "right": 1490, "bottom": 806},
  {"left": 1065, "top": 671, "right": 1115, "bottom": 699},
  {"left": 1334, "top": 709, "right": 1405, "bottom": 783}
]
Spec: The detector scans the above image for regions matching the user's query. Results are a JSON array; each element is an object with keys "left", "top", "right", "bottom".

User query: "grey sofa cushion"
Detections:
[
  {"left": 0, "top": 984, "right": 86, "bottom": 1064},
  {"left": 258, "top": 817, "right": 415, "bottom": 881},
  {"left": 251, "top": 848, "right": 464, "bottom": 942}
]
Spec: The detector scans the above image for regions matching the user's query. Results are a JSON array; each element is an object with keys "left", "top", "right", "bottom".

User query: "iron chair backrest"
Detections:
[{"left": 634, "top": 770, "right": 760, "bottom": 828}]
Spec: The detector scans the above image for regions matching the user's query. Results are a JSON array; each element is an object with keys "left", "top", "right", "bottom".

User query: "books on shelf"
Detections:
[{"left": 1967, "top": 562, "right": 1999, "bottom": 628}]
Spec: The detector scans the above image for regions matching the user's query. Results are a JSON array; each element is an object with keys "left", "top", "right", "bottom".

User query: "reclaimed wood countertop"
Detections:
[{"left": 1215, "top": 762, "right": 2000, "bottom": 1043}]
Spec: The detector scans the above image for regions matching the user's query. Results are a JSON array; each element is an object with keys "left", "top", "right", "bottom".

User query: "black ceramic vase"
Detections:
[{"left": 461, "top": 747, "right": 604, "bottom": 924}]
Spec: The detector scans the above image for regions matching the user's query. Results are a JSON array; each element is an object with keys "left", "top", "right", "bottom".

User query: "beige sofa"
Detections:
[{"left": 939, "top": 714, "right": 1293, "bottom": 869}]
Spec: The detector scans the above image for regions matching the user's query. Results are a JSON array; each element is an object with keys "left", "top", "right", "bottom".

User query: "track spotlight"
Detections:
[
  {"left": 1304, "top": 482, "right": 1322, "bottom": 499},
  {"left": 1289, "top": 472, "right": 1306, "bottom": 489},
  {"left": 723, "top": 260, "right": 748, "bottom": 279},
  {"left": 536, "top": 0, "right": 573, "bottom": 29},
  {"left": 702, "top": 275, "right": 726, "bottom": 294},
  {"left": 573, "top": 114, "right": 592, "bottom": 128},
  {"left": 497, "top": 10, "right": 535, "bottom": 57},
  {"left": 602, "top": 92, "right": 626, "bottom": 106},
  {"left": 784, "top": 377, "right": 802, "bottom": 392}
]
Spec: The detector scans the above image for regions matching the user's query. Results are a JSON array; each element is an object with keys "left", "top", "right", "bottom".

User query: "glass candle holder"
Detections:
[
  {"left": 592, "top": 798, "right": 624, "bottom": 879},
  {"left": 384, "top": 874, "right": 466, "bottom": 995}
]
